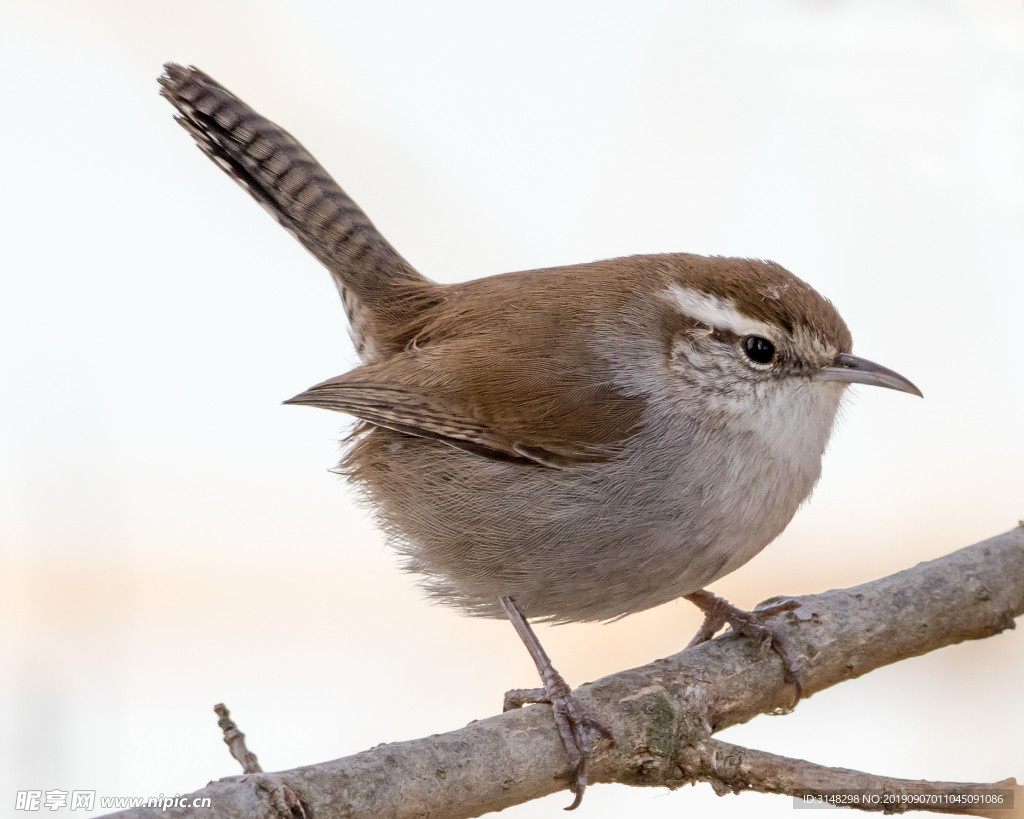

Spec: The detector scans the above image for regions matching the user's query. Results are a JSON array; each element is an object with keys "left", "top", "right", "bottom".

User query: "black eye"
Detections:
[{"left": 743, "top": 335, "right": 775, "bottom": 364}]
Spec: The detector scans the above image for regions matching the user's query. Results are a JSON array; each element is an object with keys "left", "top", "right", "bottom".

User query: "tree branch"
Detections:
[
  {"left": 104, "top": 526, "right": 1024, "bottom": 819},
  {"left": 679, "top": 738, "right": 1019, "bottom": 816},
  {"left": 214, "top": 704, "right": 263, "bottom": 775}
]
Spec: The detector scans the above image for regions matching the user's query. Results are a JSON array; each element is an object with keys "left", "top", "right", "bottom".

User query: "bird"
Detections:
[{"left": 159, "top": 63, "right": 921, "bottom": 809}]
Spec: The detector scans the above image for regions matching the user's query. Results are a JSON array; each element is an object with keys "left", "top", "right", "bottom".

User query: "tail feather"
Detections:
[{"left": 159, "top": 63, "right": 432, "bottom": 359}]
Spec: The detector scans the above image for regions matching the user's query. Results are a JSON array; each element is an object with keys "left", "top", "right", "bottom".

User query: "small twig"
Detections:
[
  {"left": 679, "top": 738, "right": 1019, "bottom": 816},
  {"left": 214, "top": 703, "right": 262, "bottom": 774},
  {"left": 213, "top": 705, "right": 308, "bottom": 818}
]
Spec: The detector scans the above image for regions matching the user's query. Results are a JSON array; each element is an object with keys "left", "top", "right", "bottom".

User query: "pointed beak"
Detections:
[{"left": 814, "top": 353, "right": 923, "bottom": 397}]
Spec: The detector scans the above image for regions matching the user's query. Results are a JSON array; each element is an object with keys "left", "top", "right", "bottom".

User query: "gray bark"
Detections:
[{"left": 103, "top": 526, "right": 1024, "bottom": 819}]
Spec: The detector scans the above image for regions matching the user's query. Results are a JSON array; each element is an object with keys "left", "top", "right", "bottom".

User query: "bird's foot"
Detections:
[
  {"left": 503, "top": 671, "right": 612, "bottom": 810},
  {"left": 684, "top": 589, "right": 803, "bottom": 703}
]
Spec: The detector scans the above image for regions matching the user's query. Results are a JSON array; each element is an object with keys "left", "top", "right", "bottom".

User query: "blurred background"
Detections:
[{"left": 0, "top": 1, "right": 1022, "bottom": 816}]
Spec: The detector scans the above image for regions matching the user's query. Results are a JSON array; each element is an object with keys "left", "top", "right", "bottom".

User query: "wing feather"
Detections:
[{"left": 285, "top": 342, "right": 646, "bottom": 468}]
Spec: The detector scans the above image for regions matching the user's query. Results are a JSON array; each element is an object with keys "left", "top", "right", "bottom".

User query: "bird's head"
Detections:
[{"left": 649, "top": 257, "right": 920, "bottom": 458}]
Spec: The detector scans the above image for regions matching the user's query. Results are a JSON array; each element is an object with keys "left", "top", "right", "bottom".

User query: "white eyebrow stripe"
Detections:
[{"left": 665, "top": 284, "right": 778, "bottom": 338}]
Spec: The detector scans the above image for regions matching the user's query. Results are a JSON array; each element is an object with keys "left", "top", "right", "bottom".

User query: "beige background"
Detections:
[{"left": 0, "top": 1, "right": 1022, "bottom": 816}]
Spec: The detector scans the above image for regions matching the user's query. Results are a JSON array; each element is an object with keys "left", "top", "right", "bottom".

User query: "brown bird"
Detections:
[{"left": 159, "top": 63, "right": 921, "bottom": 808}]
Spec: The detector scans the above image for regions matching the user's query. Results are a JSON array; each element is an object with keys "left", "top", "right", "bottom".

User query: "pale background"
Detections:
[{"left": 1, "top": 1, "right": 1022, "bottom": 817}]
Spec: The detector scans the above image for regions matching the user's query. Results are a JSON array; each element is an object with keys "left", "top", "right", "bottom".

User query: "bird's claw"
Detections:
[
  {"left": 685, "top": 590, "right": 804, "bottom": 703},
  {"left": 503, "top": 687, "right": 547, "bottom": 711},
  {"left": 503, "top": 678, "right": 612, "bottom": 809}
]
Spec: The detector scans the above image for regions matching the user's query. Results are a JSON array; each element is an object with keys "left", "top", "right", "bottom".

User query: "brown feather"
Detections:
[
  {"left": 289, "top": 253, "right": 848, "bottom": 470},
  {"left": 159, "top": 63, "right": 439, "bottom": 360},
  {"left": 286, "top": 340, "right": 646, "bottom": 467}
]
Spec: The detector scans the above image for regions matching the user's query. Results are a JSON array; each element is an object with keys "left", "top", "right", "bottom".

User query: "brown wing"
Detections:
[{"left": 284, "top": 338, "right": 646, "bottom": 468}]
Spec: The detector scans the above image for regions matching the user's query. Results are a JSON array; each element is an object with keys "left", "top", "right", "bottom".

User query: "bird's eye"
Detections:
[{"left": 743, "top": 335, "right": 775, "bottom": 364}]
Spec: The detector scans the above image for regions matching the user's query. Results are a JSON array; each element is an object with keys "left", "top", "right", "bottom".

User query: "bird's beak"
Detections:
[{"left": 814, "top": 353, "right": 923, "bottom": 397}]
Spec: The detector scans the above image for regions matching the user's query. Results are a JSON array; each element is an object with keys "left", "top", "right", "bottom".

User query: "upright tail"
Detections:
[{"left": 159, "top": 63, "right": 435, "bottom": 360}]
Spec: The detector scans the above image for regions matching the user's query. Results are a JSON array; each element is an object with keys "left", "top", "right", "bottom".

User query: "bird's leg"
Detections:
[
  {"left": 684, "top": 589, "right": 803, "bottom": 701},
  {"left": 499, "top": 596, "right": 612, "bottom": 811}
]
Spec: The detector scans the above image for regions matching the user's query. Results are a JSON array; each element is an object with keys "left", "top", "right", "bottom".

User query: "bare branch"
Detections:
[
  {"left": 104, "top": 526, "right": 1024, "bottom": 819},
  {"left": 214, "top": 704, "right": 263, "bottom": 775},
  {"left": 679, "top": 738, "right": 1019, "bottom": 816},
  {"left": 213, "top": 703, "right": 309, "bottom": 817}
]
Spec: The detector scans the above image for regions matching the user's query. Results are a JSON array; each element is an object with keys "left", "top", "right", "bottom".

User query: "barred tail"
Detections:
[{"left": 159, "top": 63, "right": 433, "bottom": 359}]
